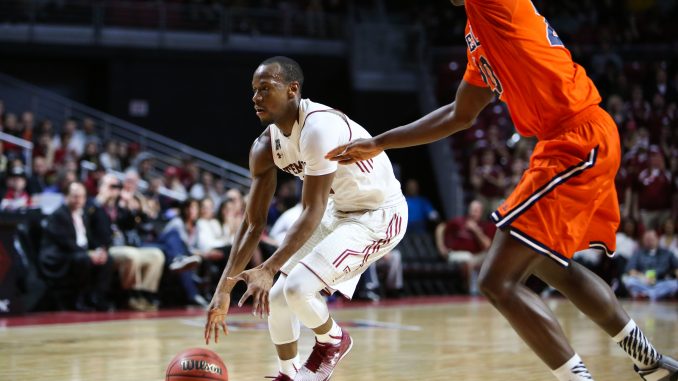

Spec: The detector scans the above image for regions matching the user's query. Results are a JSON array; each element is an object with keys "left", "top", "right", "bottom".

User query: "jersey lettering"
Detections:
[{"left": 475, "top": 55, "right": 503, "bottom": 97}]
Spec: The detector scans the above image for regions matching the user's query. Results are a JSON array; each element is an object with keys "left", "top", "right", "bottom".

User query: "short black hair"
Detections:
[{"left": 260, "top": 56, "right": 304, "bottom": 90}]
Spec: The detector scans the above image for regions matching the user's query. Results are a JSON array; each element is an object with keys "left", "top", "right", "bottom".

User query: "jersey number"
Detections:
[
  {"left": 477, "top": 56, "right": 503, "bottom": 97},
  {"left": 544, "top": 20, "right": 564, "bottom": 47},
  {"left": 530, "top": 1, "right": 564, "bottom": 47}
]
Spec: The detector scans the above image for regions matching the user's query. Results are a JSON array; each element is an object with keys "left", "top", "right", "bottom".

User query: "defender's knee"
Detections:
[{"left": 477, "top": 270, "right": 515, "bottom": 306}]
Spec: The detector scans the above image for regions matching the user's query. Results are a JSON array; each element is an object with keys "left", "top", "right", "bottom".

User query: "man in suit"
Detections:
[{"left": 39, "top": 181, "right": 114, "bottom": 311}]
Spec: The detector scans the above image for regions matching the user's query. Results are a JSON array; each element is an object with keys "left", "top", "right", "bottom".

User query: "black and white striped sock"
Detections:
[
  {"left": 553, "top": 354, "right": 594, "bottom": 381},
  {"left": 614, "top": 320, "right": 660, "bottom": 370}
]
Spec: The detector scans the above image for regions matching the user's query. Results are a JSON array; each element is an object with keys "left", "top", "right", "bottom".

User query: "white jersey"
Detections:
[{"left": 269, "top": 99, "right": 403, "bottom": 212}]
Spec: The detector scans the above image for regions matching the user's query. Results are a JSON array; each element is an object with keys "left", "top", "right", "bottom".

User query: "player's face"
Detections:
[
  {"left": 252, "top": 64, "right": 295, "bottom": 126},
  {"left": 449, "top": 0, "right": 464, "bottom": 6}
]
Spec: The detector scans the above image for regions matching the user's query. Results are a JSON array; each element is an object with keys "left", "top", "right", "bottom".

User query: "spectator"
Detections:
[
  {"left": 632, "top": 145, "right": 674, "bottom": 229},
  {"left": 404, "top": 178, "right": 440, "bottom": 234},
  {"left": 434, "top": 200, "right": 496, "bottom": 295},
  {"left": 163, "top": 166, "right": 188, "bottom": 198},
  {"left": 82, "top": 117, "right": 101, "bottom": 146},
  {"left": 100, "top": 140, "right": 121, "bottom": 171},
  {"left": 27, "top": 155, "right": 50, "bottom": 195},
  {"left": 623, "top": 230, "right": 678, "bottom": 301},
  {"left": 0, "top": 165, "right": 32, "bottom": 210},
  {"left": 90, "top": 174, "right": 165, "bottom": 311},
  {"left": 0, "top": 143, "right": 8, "bottom": 175},
  {"left": 80, "top": 141, "right": 101, "bottom": 167},
  {"left": 269, "top": 202, "right": 302, "bottom": 245},
  {"left": 190, "top": 171, "right": 219, "bottom": 205},
  {"left": 159, "top": 198, "right": 207, "bottom": 307},
  {"left": 178, "top": 157, "right": 199, "bottom": 189},
  {"left": 53, "top": 131, "right": 78, "bottom": 166},
  {"left": 44, "top": 169, "right": 77, "bottom": 194},
  {"left": 659, "top": 219, "right": 678, "bottom": 257},
  {"left": 470, "top": 149, "right": 507, "bottom": 213},
  {"left": 33, "top": 132, "right": 56, "bottom": 168},
  {"left": 54, "top": 118, "right": 85, "bottom": 157},
  {"left": 267, "top": 178, "right": 298, "bottom": 225},
  {"left": 118, "top": 141, "right": 132, "bottom": 170},
  {"left": 196, "top": 197, "right": 230, "bottom": 260},
  {"left": 616, "top": 218, "right": 642, "bottom": 261},
  {"left": 506, "top": 157, "right": 527, "bottom": 194},
  {"left": 19, "top": 111, "right": 34, "bottom": 142},
  {"left": 38, "top": 182, "right": 114, "bottom": 311}
]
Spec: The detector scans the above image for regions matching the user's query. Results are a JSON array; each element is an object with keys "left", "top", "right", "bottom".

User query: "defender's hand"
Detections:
[{"left": 325, "top": 138, "right": 382, "bottom": 165}]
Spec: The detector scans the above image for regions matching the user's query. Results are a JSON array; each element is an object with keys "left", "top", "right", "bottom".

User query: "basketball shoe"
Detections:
[
  {"left": 265, "top": 372, "right": 293, "bottom": 381},
  {"left": 636, "top": 355, "right": 678, "bottom": 381},
  {"left": 295, "top": 330, "right": 352, "bottom": 381}
]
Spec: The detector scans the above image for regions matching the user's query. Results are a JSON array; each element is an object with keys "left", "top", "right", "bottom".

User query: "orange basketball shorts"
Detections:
[{"left": 490, "top": 106, "right": 621, "bottom": 267}]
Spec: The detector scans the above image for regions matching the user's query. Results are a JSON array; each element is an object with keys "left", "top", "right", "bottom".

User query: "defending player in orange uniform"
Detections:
[{"left": 326, "top": 0, "right": 678, "bottom": 380}]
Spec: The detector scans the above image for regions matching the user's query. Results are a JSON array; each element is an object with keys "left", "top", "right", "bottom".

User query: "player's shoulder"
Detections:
[
  {"left": 301, "top": 99, "right": 348, "bottom": 129},
  {"left": 249, "top": 126, "right": 275, "bottom": 174}
]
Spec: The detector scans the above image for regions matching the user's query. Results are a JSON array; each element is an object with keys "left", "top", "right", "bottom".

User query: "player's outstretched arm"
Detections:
[
  {"left": 235, "top": 172, "right": 334, "bottom": 318},
  {"left": 326, "top": 80, "right": 494, "bottom": 164},
  {"left": 205, "top": 128, "right": 277, "bottom": 344}
]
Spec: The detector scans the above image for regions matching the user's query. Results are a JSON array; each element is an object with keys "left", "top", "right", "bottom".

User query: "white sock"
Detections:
[
  {"left": 552, "top": 354, "right": 594, "bottom": 381},
  {"left": 278, "top": 354, "right": 300, "bottom": 377},
  {"left": 613, "top": 319, "right": 660, "bottom": 370},
  {"left": 316, "top": 319, "right": 342, "bottom": 345}
]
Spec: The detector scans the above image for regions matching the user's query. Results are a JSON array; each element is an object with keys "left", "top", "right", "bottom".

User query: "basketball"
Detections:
[{"left": 165, "top": 348, "right": 228, "bottom": 381}]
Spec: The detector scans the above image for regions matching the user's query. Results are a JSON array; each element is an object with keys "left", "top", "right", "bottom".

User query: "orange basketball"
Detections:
[{"left": 165, "top": 348, "right": 228, "bottom": 381}]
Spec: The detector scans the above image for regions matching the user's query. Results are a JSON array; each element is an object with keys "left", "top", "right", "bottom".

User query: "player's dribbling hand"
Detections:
[
  {"left": 233, "top": 264, "right": 276, "bottom": 319},
  {"left": 204, "top": 278, "right": 238, "bottom": 345},
  {"left": 325, "top": 138, "right": 383, "bottom": 165}
]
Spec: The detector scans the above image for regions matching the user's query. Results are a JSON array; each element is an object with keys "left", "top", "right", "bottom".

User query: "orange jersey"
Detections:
[{"left": 462, "top": 0, "right": 601, "bottom": 140}]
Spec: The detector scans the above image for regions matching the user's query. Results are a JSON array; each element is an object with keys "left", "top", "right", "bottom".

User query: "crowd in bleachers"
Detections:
[{"left": 0, "top": 101, "right": 294, "bottom": 311}]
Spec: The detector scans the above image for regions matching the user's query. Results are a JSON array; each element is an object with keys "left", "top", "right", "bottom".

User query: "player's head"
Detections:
[
  {"left": 252, "top": 56, "right": 304, "bottom": 126},
  {"left": 449, "top": 0, "right": 464, "bottom": 6}
]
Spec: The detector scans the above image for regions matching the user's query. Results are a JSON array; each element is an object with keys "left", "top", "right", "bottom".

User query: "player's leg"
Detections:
[
  {"left": 283, "top": 264, "right": 351, "bottom": 381},
  {"left": 268, "top": 275, "right": 301, "bottom": 380},
  {"left": 477, "top": 230, "right": 594, "bottom": 380}
]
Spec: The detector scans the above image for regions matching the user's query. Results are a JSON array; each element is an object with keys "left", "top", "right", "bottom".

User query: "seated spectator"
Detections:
[
  {"left": 196, "top": 197, "right": 230, "bottom": 261},
  {"left": 404, "top": 178, "right": 439, "bottom": 234},
  {"left": 623, "top": 230, "right": 678, "bottom": 301},
  {"left": 53, "top": 118, "right": 85, "bottom": 157},
  {"left": 82, "top": 117, "right": 101, "bottom": 147},
  {"left": 27, "top": 155, "right": 50, "bottom": 195},
  {"left": 190, "top": 171, "right": 219, "bottom": 205},
  {"left": 90, "top": 174, "right": 165, "bottom": 311},
  {"left": 80, "top": 141, "right": 101, "bottom": 167},
  {"left": 163, "top": 166, "right": 188, "bottom": 198},
  {"left": 269, "top": 201, "right": 302, "bottom": 245},
  {"left": 38, "top": 182, "right": 114, "bottom": 311},
  {"left": 0, "top": 143, "right": 7, "bottom": 174},
  {"left": 632, "top": 145, "right": 674, "bottom": 230},
  {"left": 435, "top": 200, "right": 496, "bottom": 295},
  {"left": 659, "top": 218, "right": 678, "bottom": 257},
  {"left": 470, "top": 149, "right": 506, "bottom": 213},
  {"left": 1, "top": 166, "right": 32, "bottom": 210},
  {"left": 159, "top": 198, "right": 207, "bottom": 307},
  {"left": 99, "top": 140, "right": 121, "bottom": 171}
]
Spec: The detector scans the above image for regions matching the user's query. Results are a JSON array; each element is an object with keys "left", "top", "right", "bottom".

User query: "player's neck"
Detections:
[{"left": 276, "top": 99, "right": 301, "bottom": 137}]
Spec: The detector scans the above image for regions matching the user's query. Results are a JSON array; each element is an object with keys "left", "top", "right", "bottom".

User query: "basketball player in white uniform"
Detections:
[{"left": 204, "top": 56, "right": 408, "bottom": 381}]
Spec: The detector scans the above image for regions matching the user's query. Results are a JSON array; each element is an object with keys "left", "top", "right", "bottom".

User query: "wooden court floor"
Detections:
[{"left": 1, "top": 298, "right": 677, "bottom": 381}]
